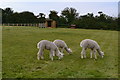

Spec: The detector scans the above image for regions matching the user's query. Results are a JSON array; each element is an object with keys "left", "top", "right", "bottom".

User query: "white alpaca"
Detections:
[
  {"left": 80, "top": 39, "right": 104, "bottom": 59},
  {"left": 37, "top": 40, "right": 64, "bottom": 61},
  {"left": 53, "top": 39, "right": 72, "bottom": 55}
]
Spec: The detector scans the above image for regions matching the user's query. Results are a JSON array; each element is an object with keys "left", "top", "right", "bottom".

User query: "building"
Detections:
[{"left": 39, "top": 19, "right": 56, "bottom": 28}]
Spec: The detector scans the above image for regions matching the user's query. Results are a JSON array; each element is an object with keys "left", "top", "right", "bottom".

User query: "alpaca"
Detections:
[
  {"left": 37, "top": 40, "right": 64, "bottom": 61},
  {"left": 53, "top": 39, "right": 72, "bottom": 55},
  {"left": 80, "top": 39, "right": 104, "bottom": 59}
]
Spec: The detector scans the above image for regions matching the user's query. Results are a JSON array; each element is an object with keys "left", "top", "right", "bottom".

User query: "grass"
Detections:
[{"left": 2, "top": 26, "right": 118, "bottom": 78}]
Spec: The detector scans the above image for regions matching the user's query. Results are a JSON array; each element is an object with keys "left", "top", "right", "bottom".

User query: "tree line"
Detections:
[{"left": 0, "top": 7, "right": 119, "bottom": 30}]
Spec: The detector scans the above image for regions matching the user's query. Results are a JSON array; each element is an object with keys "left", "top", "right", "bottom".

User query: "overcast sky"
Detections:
[{"left": 0, "top": 0, "right": 119, "bottom": 17}]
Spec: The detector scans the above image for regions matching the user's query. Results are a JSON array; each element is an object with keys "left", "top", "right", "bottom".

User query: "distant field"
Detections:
[{"left": 2, "top": 26, "right": 118, "bottom": 78}]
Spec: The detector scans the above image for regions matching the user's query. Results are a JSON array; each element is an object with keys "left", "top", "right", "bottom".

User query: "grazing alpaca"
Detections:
[
  {"left": 53, "top": 39, "right": 72, "bottom": 55},
  {"left": 37, "top": 40, "right": 64, "bottom": 61},
  {"left": 80, "top": 39, "right": 104, "bottom": 59}
]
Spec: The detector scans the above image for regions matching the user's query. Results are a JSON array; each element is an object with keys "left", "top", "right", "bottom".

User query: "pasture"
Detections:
[{"left": 2, "top": 26, "right": 118, "bottom": 78}]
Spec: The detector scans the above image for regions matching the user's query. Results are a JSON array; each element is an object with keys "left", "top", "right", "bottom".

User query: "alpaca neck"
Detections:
[
  {"left": 96, "top": 48, "right": 102, "bottom": 56},
  {"left": 55, "top": 48, "right": 60, "bottom": 56},
  {"left": 65, "top": 47, "right": 69, "bottom": 53}
]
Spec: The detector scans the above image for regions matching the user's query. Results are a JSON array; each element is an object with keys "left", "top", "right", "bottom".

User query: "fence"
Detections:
[{"left": 2, "top": 23, "right": 46, "bottom": 28}]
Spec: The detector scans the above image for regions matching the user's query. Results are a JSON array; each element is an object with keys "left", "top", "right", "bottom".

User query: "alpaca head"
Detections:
[
  {"left": 58, "top": 51, "right": 64, "bottom": 59},
  {"left": 100, "top": 51, "right": 104, "bottom": 58},
  {"left": 68, "top": 48, "right": 72, "bottom": 54}
]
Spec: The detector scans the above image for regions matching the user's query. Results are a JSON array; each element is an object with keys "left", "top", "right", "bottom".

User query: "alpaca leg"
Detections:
[
  {"left": 37, "top": 49, "right": 44, "bottom": 60},
  {"left": 90, "top": 50, "right": 93, "bottom": 58},
  {"left": 40, "top": 51, "right": 44, "bottom": 60},
  {"left": 52, "top": 51, "right": 55, "bottom": 56},
  {"left": 83, "top": 51, "right": 86, "bottom": 58},
  {"left": 61, "top": 47, "right": 64, "bottom": 53},
  {"left": 93, "top": 49, "right": 97, "bottom": 59},
  {"left": 50, "top": 50, "right": 54, "bottom": 61},
  {"left": 37, "top": 49, "right": 40, "bottom": 60},
  {"left": 58, "top": 57, "right": 61, "bottom": 60},
  {"left": 81, "top": 48, "right": 86, "bottom": 59}
]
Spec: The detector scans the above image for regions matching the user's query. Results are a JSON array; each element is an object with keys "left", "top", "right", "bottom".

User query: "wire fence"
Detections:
[{"left": 1, "top": 23, "right": 46, "bottom": 28}]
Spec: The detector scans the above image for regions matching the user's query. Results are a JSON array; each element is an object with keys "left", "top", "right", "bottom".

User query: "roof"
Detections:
[{"left": 46, "top": 18, "right": 54, "bottom": 21}]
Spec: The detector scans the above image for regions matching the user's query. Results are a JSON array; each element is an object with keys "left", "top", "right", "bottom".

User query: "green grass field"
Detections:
[{"left": 2, "top": 26, "right": 118, "bottom": 78}]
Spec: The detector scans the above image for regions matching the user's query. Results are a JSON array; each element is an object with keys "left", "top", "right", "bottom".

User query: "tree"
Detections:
[
  {"left": 37, "top": 13, "right": 45, "bottom": 18},
  {"left": 117, "top": 13, "right": 120, "bottom": 30},
  {"left": 98, "top": 11, "right": 103, "bottom": 15},
  {"left": 49, "top": 10, "right": 59, "bottom": 26},
  {"left": 4, "top": 7, "right": 13, "bottom": 16},
  {"left": 0, "top": 8, "right": 3, "bottom": 23},
  {"left": 98, "top": 11, "right": 107, "bottom": 22},
  {"left": 58, "top": 16, "right": 68, "bottom": 27},
  {"left": 87, "top": 13, "right": 94, "bottom": 18},
  {"left": 16, "top": 11, "right": 37, "bottom": 23},
  {"left": 78, "top": 13, "right": 96, "bottom": 29},
  {"left": 49, "top": 10, "right": 59, "bottom": 21},
  {"left": 7, "top": 11, "right": 37, "bottom": 23},
  {"left": 8, "top": 12, "right": 20, "bottom": 23},
  {"left": 37, "top": 13, "right": 46, "bottom": 23},
  {"left": 3, "top": 7, "right": 14, "bottom": 23},
  {"left": 61, "top": 7, "right": 79, "bottom": 25}
]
